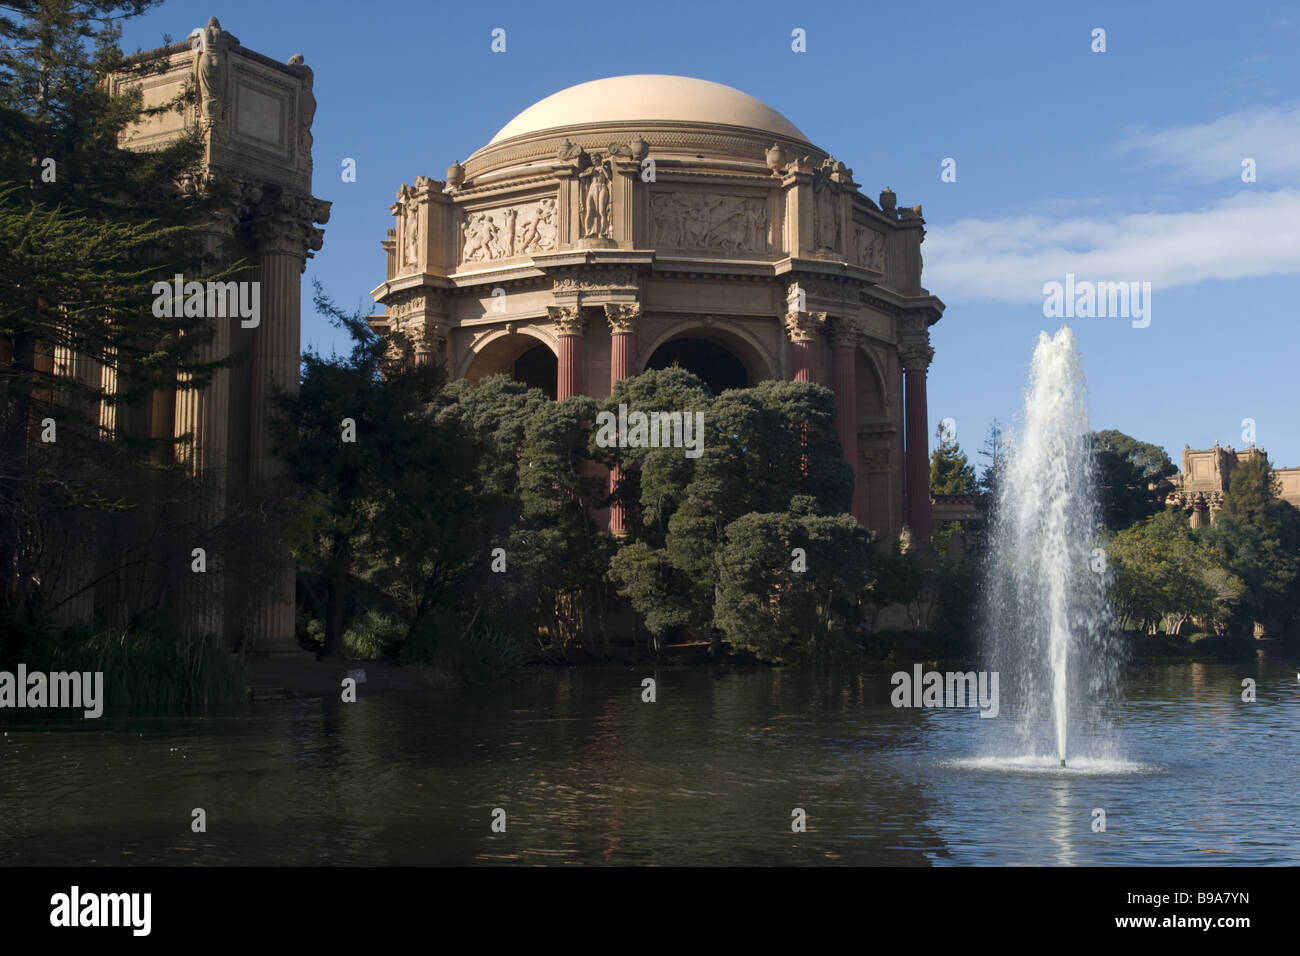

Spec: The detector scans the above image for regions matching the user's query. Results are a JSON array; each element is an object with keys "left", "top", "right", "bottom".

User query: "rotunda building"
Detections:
[{"left": 370, "top": 75, "right": 944, "bottom": 540}]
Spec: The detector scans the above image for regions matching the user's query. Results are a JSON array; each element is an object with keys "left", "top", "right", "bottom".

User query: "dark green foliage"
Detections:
[
  {"left": 277, "top": 285, "right": 473, "bottom": 657},
  {"left": 1091, "top": 429, "right": 1176, "bottom": 531},
  {"left": 434, "top": 621, "right": 529, "bottom": 686},
  {"left": 1205, "top": 454, "right": 1300, "bottom": 635},
  {"left": 0, "top": 2, "right": 249, "bottom": 698},
  {"left": 605, "top": 372, "right": 855, "bottom": 655},
  {"left": 281, "top": 295, "right": 616, "bottom": 667},
  {"left": 1, "top": 615, "right": 246, "bottom": 716},
  {"left": 713, "top": 502, "right": 874, "bottom": 661},
  {"left": 341, "top": 609, "right": 403, "bottom": 661},
  {"left": 1106, "top": 508, "right": 1227, "bottom": 634}
]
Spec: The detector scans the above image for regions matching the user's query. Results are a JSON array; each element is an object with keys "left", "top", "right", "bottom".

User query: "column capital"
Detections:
[
  {"left": 785, "top": 310, "right": 826, "bottom": 344},
  {"left": 548, "top": 304, "right": 586, "bottom": 337},
  {"left": 245, "top": 186, "right": 331, "bottom": 267},
  {"left": 604, "top": 302, "right": 642, "bottom": 335},
  {"left": 828, "top": 315, "right": 860, "bottom": 349},
  {"left": 899, "top": 340, "right": 934, "bottom": 371}
]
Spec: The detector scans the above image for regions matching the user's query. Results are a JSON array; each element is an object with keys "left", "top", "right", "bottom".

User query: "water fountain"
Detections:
[{"left": 980, "top": 326, "right": 1119, "bottom": 770}]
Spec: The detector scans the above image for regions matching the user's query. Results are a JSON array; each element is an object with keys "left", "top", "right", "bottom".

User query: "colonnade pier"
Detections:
[
  {"left": 371, "top": 75, "right": 945, "bottom": 541},
  {"left": 83, "top": 19, "right": 329, "bottom": 653}
]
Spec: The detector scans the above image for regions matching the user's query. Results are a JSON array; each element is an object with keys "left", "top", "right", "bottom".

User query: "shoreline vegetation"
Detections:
[{"left": 0, "top": 617, "right": 1277, "bottom": 718}]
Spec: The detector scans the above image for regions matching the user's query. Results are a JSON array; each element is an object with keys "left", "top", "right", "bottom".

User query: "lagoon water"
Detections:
[{"left": 1, "top": 663, "right": 1296, "bottom": 866}]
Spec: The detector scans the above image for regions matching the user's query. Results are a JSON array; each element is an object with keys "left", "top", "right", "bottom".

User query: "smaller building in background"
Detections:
[{"left": 1165, "top": 443, "right": 1300, "bottom": 526}]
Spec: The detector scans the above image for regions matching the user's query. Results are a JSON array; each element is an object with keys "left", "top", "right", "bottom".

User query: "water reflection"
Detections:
[{"left": 0, "top": 663, "right": 1295, "bottom": 865}]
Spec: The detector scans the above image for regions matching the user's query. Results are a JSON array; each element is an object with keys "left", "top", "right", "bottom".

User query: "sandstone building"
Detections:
[
  {"left": 1167, "top": 443, "right": 1300, "bottom": 526},
  {"left": 370, "top": 75, "right": 944, "bottom": 541}
]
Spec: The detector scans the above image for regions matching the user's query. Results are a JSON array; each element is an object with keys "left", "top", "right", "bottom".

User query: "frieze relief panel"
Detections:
[
  {"left": 853, "top": 223, "right": 887, "bottom": 271},
  {"left": 460, "top": 197, "right": 559, "bottom": 263},
  {"left": 648, "top": 190, "right": 770, "bottom": 253}
]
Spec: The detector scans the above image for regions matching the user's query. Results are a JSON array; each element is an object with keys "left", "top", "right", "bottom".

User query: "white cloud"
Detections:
[
  {"left": 1114, "top": 102, "right": 1300, "bottom": 183},
  {"left": 925, "top": 188, "right": 1300, "bottom": 303}
]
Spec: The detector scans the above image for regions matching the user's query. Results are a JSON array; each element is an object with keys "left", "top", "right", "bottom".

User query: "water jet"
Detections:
[{"left": 982, "top": 326, "right": 1117, "bottom": 768}]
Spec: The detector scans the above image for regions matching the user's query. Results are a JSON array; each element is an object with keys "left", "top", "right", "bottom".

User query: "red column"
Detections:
[
  {"left": 902, "top": 342, "right": 933, "bottom": 541},
  {"left": 557, "top": 335, "right": 583, "bottom": 399},
  {"left": 791, "top": 341, "right": 815, "bottom": 382},
  {"left": 830, "top": 323, "right": 859, "bottom": 520},
  {"left": 605, "top": 303, "right": 640, "bottom": 536},
  {"left": 785, "top": 311, "right": 823, "bottom": 477},
  {"left": 550, "top": 306, "right": 585, "bottom": 400}
]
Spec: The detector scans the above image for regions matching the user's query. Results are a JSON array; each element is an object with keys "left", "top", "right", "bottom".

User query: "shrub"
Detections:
[{"left": 342, "top": 609, "right": 403, "bottom": 660}]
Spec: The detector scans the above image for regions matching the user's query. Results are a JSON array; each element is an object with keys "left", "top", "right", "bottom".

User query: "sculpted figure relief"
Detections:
[
  {"left": 854, "top": 225, "right": 886, "bottom": 271},
  {"left": 580, "top": 158, "right": 613, "bottom": 238},
  {"left": 288, "top": 54, "right": 315, "bottom": 164},
  {"left": 404, "top": 207, "right": 419, "bottom": 266},
  {"left": 648, "top": 191, "right": 769, "bottom": 253},
  {"left": 812, "top": 168, "right": 840, "bottom": 252},
  {"left": 461, "top": 198, "right": 558, "bottom": 263},
  {"left": 194, "top": 17, "right": 226, "bottom": 129}
]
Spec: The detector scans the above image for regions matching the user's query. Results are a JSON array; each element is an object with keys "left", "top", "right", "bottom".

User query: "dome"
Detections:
[{"left": 488, "top": 74, "right": 810, "bottom": 145}]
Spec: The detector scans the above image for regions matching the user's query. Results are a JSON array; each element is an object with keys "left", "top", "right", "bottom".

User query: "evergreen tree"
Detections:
[
  {"left": 976, "top": 418, "right": 1003, "bottom": 497},
  {"left": 0, "top": 1, "right": 228, "bottom": 627},
  {"left": 1091, "top": 429, "right": 1175, "bottom": 531},
  {"left": 1207, "top": 453, "right": 1300, "bottom": 635},
  {"left": 606, "top": 373, "right": 855, "bottom": 655},
  {"left": 929, "top": 424, "right": 978, "bottom": 495}
]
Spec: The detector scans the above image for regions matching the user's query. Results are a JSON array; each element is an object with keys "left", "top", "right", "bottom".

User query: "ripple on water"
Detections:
[{"left": 941, "top": 754, "right": 1157, "bottom": 776}]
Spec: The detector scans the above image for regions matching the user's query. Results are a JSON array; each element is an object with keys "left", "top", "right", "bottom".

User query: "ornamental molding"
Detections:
[{"left": 551, "top": 267, "right": 638, "bottom": 293}]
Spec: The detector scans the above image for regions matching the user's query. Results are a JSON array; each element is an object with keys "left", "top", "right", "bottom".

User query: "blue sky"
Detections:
[{"left": 122, "top": 0, "right": 1300, "bottom": 468}]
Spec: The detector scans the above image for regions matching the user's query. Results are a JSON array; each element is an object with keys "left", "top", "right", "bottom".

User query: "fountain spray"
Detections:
[{"left": 982, "top": 327, "right": 1113, "bottom": 769}]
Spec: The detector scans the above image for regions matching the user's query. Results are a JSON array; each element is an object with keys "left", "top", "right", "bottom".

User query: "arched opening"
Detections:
[
  {"left": 512, "top": 344, "right": 557, "bottom": 398},
  {"left": 465, "top": 333, "right": 558, "bottom": 399},
  {"left": 856, "top": 350, "right": 887, "bottom": 422},
  {"left": 645, "top": 337, "right": 749, "bottom": 395}
]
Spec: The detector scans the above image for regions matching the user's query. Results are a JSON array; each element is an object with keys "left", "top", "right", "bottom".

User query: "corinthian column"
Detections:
[
  {"left": 605, "top": 303, "right": 640, "bottom": 535},
  {"left": 549, "top": 305, "right": 586, "bottom": 400},
  {"left": 829, "top": 317, "right": 860, "bottom": 521},
  {"left": 901, "top": 340, "right": 934, "bottom": 542},
  {"left": 245, "top": 189, "right": 330, "bottom": 655}
]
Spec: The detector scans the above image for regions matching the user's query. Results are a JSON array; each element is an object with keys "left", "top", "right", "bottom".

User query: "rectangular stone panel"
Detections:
[{"left": 233, "top": 78, "right": 287, "bottom": 149}]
